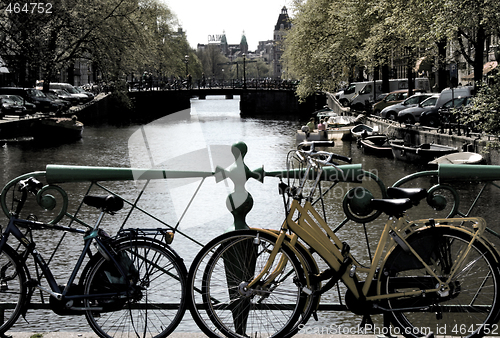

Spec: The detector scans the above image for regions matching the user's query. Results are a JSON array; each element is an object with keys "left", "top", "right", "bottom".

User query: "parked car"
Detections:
[
  {"left": 45, "top": 91, "right": 71, "bottom": 107},
  {"left": 40, "top": 82, "right": 89, "bottom": 103},
  {"left": 0, "top": 96, "right": 27, "bottom": 118},
  {"left": 397, "top": 95, "right": 439, "bottom": 124},
  {"left": 379, "top": 93, "right": 433, "bottom": 120},
  {"left": 420, "top": 96, "right": 472, "bottom": 127},
  {"left": 417, "top": 87, "right": 474, "bottom": 127},
  {"left": 75, "top": 86, "right": 95, "bottom": 101},
  {"left": 45, "top": 91, "right": 72, "bottom": 114},
  {"left": 373, "top": 90, "right": 409, "bottom": 115},
  {"left": 0, "top": 87, "right": 57, "bottom": 114},
  {"left": 347, "top": 78, "right": 430, "bottom": 111},
  {"left": 0, "top": 94, "right": 36, "bottom": 114},
  {"left": 50, "top": 89, "right": 80, "bottom": 105}
]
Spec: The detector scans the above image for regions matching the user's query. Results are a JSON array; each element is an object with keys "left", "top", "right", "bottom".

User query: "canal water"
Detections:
[{"left": 1, "top": 95, "right": 500, "bottom": 333}]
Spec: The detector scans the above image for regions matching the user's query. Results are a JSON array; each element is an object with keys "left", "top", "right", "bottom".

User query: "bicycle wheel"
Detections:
[
  {"left": 381, "top": 227, "right": 500, "bottom": 338},
  {"left": 188, "top": 230, "right": 310, "bottom": 338},
  {"left": 0, "top": 244, "right": 26, "bottom": 335},
  {"left": 82, "top": 238, "right": 188, "bottom": 338}
]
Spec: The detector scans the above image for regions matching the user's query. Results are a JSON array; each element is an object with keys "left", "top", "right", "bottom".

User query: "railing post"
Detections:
[{"left": 215, "top": 142, "right": 264, "bottom": 231}]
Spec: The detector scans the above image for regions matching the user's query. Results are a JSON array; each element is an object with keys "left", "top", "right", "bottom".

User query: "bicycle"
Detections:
[
  {"left": 188, "top": 141, "right": 500, "bottom": 338},
  {"left": 0, "top": 176, "right": 188, "bottom": 338}
]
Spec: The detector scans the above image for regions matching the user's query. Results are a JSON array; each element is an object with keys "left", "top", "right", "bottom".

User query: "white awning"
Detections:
[{"left": 0, "top": 56, "right": 9, "bottom": 74}]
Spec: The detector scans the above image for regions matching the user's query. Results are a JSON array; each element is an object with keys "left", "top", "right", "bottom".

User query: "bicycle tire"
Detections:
[
  {"left": 82, "top": 237, "right": 188, "bottom": 338},
  {"left": 188, "top": 230, "right": 310, "bottom": 338},
  {"left": 381, "top": 227, "right": 500, "bottom": 338},
  {"left": 0, "top": 243, "right": 27, "bottom": 334}
]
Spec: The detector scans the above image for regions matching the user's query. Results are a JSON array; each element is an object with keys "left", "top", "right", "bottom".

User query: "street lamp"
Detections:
[
  {"left": 243, "top": 53, "right": 247, "bottom": 89},
  {"left": 184, "top": 55, "right": 189, "bottom": 77}
]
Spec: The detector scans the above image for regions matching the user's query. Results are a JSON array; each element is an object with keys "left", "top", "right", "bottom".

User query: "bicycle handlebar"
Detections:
[
  {"left": 18, "top": 177, "right": 43, "bottom": 195},
  {"left": 297, "top": 140, "right": 335, "bottom": 151},
  {"left": 296, "top": 141, "right": 352, "bottom": 165}
]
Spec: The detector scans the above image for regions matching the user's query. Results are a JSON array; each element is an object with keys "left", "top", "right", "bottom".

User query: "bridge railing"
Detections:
[{"left": 126, "top": 78, "right": 298, "bottom": 91}]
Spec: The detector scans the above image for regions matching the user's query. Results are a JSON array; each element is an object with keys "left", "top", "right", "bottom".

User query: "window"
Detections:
[
  {"left": 359, "top": 85, "right": 372, "bottom": 95},
  {"left": 344, "top": 84, "right": 357, "bottom": 95},
  {"left": 385, "top": 93, "right": 397, "bottom": 101}
]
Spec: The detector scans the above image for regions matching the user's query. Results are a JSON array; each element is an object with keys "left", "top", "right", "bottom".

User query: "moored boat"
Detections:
[
  {"left": 390, "top": 140, "right": 458, "bottom": 163},
  {"left": 428, "top": 152, "right": 485, "bottom": 166},
  {"left": 351, "top": 124, "right": 378, "bottom": 139},
  {"left": 297, "top": 114, "right": 358, "bottom": 142},
  {"left": 358, "top": 135, "right": 393, "bottom": 157},
  {"left": 33, "top": 115, "right": 84, "bottom": 143},
  {"left": 314, "top": 106, "right": 337, "bottom": 119},
  {"left": 296, "top": 126, "right": 352, "bottom": 142}
]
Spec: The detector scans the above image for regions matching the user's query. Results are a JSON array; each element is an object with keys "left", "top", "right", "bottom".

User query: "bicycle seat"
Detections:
[
  {"left": 83, "top": 195, "right": 124, "bottom": 212},
  {"left": 370, "top": 198, "right": 413, "bottom": 217},
  {"left": 387, "top": 187, "right": 427, "bottom": 205}
]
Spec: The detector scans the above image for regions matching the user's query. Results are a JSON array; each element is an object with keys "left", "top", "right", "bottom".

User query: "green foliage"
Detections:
[
  {"left": 0, "top": 0, "right": 194, "bottom": 86},
  {"left": 460, "top": 74, "right": 500, "bottom": 135},
  {"left": 196, "top": 45, "right": 230, "bottom": 78},
  {"left": 29, "top": 334, "right": 43, "bottom": 338},
  {"left": 282, "top": 0, "right": 500, "bottom": 100},
  {"left": 283, "top": 0, "right": 359, "bottom": 98}
]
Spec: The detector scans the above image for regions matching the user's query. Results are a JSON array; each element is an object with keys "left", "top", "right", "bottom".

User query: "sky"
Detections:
[{"left": 162, "top": 0, "right": 293, "bottom": 51}]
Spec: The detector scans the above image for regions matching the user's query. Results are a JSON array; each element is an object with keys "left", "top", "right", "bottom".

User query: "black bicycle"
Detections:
[{"left": 0, "top": 177, "right": 187, "bottom": 338}]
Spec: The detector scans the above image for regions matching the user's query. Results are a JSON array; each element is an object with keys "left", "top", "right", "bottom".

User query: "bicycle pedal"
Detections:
[
  {"left": 26, "top": 279, "right": 38, "bottom": 288},
  {"left": 312, "top": 268, "right": 335, "bottom": 282},
  {"left": 341, "top": 242, "right": 350, "bottom": 257}
]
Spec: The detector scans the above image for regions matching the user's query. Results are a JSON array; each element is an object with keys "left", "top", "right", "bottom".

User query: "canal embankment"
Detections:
[
  {"left": 3, "top": 90, "right": 500, "bottom": 165},
  {"left": 326, "top": 92, "right": 500, "bottom": 165},
  {"left": 0, "top": 90, "right": 191, "bottom": 140}
]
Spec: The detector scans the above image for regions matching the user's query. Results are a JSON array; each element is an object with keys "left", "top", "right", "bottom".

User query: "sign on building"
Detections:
[{"left": 208, "top": 34, "right": 223, "bottom": 44}]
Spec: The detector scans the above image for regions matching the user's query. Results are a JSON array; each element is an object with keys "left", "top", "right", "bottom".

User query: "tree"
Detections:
[
  {"left": 460, "top": 73, "right": 500, "bottom": 135},
  {"left": 196, "top": 45, "right": 229, "bottom": 79},
  {"left": 282, "top": 0, "right": 360, "bottom": 99},
  {"left": 0, "top": 0, "right": 193, "bottom": 87},
  {"left": 432, "top": 0, "right": 500, "bottom": 84}
]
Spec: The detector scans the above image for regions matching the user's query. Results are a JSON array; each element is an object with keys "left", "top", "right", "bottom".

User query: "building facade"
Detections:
[{"left": 273, "top": 6, "right": 291, "bottom": 78}]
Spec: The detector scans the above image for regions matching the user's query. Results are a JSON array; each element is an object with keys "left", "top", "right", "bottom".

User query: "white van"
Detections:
[
  {"left": 350, "top": 78, "right": 430, "bottom": 111},
  {"left": 435, "top": 86, "right": 474, "bottom": 109},
  {"left": 334, "top": 82, "right": 366, "bottom": 107}
]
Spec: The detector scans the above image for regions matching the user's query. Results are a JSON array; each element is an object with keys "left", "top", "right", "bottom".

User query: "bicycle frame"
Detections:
[
  {"left": 0, "top": 214, "right": 132, "bottom": 306},
  {"left": 246, "top": 187, "right": 493, "bottom": 307}
]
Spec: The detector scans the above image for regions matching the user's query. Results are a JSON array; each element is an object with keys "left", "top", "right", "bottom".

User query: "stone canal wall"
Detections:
[
  {"left": 240, "top": 90, "right": 325, "bottom": 117},
  {"left": 0, "top": 90, "right": 192, "bottom": 139},
  {"left": 326, "top": 92, "right": 500, "bottom": 165}
]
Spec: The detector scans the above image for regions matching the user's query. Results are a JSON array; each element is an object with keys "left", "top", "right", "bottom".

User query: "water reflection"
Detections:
[{"left": 1, "top": 95, "right": 499, "bottom": 333}]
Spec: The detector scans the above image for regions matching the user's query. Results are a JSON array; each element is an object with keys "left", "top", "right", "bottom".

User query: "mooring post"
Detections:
[{"left": 215, "top": 141, "right": 264, "bottom": 231}]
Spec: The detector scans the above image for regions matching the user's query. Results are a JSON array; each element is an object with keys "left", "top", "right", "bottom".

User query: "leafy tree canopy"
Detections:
[
  {"left": 0, "top": 0, "right": 197, "bottom": 86},
  {"left": 283, "top": 0, "right": 500, "bottom": 99}
]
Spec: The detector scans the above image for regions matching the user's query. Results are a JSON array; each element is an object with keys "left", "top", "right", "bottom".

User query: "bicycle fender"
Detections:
[
  {"left": 79, "top": 235, "right": 186, "bottom": 287},
  {"left": 250, "top": 228, "right": 320, "bottom": 276},
  {"left": 376, "top": 225, "right": 500, "bottom": 296},
  {"left": 0, "top": 243, "right": 30, "bottom": 319},
  {"left": 113, "top": 235, "right": 185, "bottom": 266},
  {"left": 248, "top": 228, "right": 322, "bottom": 317}
]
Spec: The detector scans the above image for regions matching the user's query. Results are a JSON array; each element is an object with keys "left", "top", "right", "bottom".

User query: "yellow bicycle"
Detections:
[{"left": 188, "top": 141, "right": 500, "bottom": 338}]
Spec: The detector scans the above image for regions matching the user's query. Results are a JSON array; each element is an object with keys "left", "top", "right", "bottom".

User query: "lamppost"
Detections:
[
  {"left": 184, "top": 55, "right": 190, "bottom": 89},
  {"left": 243, "top": 53, "right": 247, "bottom": 89},
  {"left": 184, "top": 55, "right": 189, "bottom": 77},
  {"left": 222, "top": 69, "right": 224, "bottom": 88}
]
